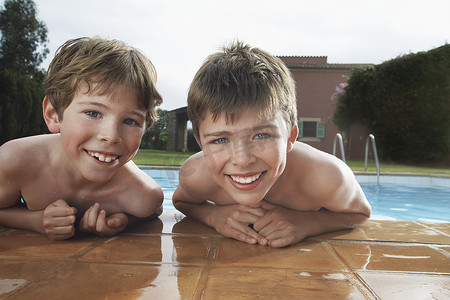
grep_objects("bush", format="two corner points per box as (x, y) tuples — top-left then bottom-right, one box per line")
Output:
(334, 44), (450, 164)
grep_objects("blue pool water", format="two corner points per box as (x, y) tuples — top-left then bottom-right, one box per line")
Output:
(142, 168), (450, 223)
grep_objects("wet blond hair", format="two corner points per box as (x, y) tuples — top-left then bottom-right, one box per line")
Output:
(188, 41), (297, 138)
(44, 37), (162, 129)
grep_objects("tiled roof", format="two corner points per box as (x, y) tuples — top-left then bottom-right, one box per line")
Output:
(285, 62), (374, 70)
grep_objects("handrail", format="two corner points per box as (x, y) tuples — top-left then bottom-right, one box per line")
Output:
(365, 134), (380, 185)
(332, 133), (346, 163)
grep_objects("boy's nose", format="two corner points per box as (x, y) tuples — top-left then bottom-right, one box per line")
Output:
(97, 122), (122, 145)
(230, 140), (256, 167)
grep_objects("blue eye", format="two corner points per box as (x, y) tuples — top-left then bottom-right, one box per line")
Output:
(254, 133), (271, 140)
(213, 138), (229, 144)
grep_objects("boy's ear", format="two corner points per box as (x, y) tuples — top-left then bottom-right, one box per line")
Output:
(286, 124), (298, 152)
(42, 96), (61, 133)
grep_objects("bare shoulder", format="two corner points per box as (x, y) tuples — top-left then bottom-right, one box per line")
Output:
(290, 142), (351, 176)
(0, 135), (54, 176)
(287, 142), (370, 215)
(287, 142), (359, 199)
(177, 151), (218, 200)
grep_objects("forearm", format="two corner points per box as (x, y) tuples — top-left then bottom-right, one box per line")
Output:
(305, 209), (368, 237)
(173, 200), (217, 227)
(0, 204), (44, 233)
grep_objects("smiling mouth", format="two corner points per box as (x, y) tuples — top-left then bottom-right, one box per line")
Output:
(87, 151), (118, 163)
(229, 172), (263, 184)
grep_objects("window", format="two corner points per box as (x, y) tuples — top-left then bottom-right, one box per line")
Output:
(298, 118), (325, 139)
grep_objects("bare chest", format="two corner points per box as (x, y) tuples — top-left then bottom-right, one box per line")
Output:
(20, 175), (128, 215)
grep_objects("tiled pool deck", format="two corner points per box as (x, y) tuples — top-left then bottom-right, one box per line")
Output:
(1, 213), (449, 299)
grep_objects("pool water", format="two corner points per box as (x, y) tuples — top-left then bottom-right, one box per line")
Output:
(142, 168), (450, 223)
(360, 183), (449, 222)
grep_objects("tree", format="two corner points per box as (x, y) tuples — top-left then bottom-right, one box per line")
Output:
(0, 0), (48, 144)
(334, 44), (450, 164)
(140, 109), (169, 149)
(0, 0), (49, 74)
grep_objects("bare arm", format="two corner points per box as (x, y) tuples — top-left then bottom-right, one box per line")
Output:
(255, 202), (368, 247)
(0, 204), (45, 233)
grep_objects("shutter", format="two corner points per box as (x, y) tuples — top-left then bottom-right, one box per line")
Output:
(297, 121), (303, 138)
(316, 121), (325, 138)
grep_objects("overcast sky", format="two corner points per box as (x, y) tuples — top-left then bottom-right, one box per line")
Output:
(14, 0), (450, 110)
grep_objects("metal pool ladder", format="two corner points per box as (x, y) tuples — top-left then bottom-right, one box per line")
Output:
(332, 133), (346, 163)
(365, 134), (380, 185)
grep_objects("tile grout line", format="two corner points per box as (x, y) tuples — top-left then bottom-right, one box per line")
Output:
(313, 237), (447, 247)
(414, 221), (450, 238)
(321, 241), (381, 300)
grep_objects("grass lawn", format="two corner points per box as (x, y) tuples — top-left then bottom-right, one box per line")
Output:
(347, 160), (450, 175)
(134, 149), (450, 175)
(133, 149), (194, 166)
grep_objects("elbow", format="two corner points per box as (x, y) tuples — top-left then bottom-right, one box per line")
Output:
(137, 186), (164, 218)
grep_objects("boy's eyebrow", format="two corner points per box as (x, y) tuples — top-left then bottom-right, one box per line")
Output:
(78, 101), (146, 119)
(203, 124), (278, 138)
(203, 130), (231, 138)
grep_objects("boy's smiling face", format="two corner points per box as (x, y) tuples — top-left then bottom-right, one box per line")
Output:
(198, 108), (297, 207)
(46, 84), (146, 183)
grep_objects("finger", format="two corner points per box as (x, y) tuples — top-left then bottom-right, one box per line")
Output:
(252, 215), (273, 233)
(52, 215), (77, 227)
(46, 205), (73, 218)
(66, 207), (77, 216)
(95, 210), (108, 233)
(52, 199), (69, 207)
(106, 216), (120, 228)
(234, 222), (268, 245)
(259, 201), (277, 210)
(268, 234), (294, 248)
(247, 207), (267, 218)
(86, 203), (100, 228)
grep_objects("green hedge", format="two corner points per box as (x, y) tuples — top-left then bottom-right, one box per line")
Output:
(334, 44), (450, 163)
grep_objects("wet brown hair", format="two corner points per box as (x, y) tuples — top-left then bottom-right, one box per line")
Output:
(44, 37), (162, 129)
(188, 41), (297, 138)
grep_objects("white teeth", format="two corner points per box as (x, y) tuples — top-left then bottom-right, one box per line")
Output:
(230, 173), (262, 184)
(88, 151), (117, 163)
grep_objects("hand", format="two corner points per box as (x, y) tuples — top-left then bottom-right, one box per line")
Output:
(253, 201), (309, 248)
(210, 204), (269, 245)
(42, 199), (77, 241)
(79, 203), (128, 236)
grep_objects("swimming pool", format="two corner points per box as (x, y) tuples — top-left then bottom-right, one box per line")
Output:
(142, 168), (450, 223)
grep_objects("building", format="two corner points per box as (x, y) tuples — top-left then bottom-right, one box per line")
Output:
(280, 56), (373, 159)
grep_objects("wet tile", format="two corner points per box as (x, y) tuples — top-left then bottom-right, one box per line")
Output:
(331, 242), (450, 273)
(201, 268), (367, 299)
(214, 239), (343, 271)
(122, 216), (165, 234)
(0, 230), (100, 259)
(315, 220), (450, 244)
(12, 261), (201, 300)
(123, 213), (220, 236)
(0, 260), (64, 298)
(359, 272), (450, 299)
(80, 235), (213, 265)
(417, 221), (450, 236)
(171, 215), (222, 236)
